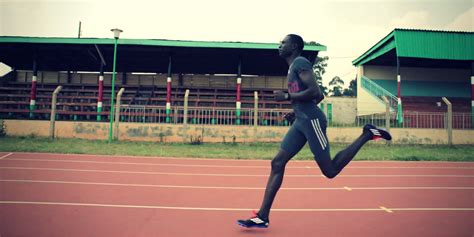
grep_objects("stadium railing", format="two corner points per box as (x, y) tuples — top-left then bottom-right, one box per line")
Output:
(361, 76), (398, 113)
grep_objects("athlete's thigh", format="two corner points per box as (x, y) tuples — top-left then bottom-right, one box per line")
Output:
(302, 118), (330, 159)
(280, 122), (307, 158)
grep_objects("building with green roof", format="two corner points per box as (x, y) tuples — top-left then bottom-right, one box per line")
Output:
(0, 36), (328, 124)
(0, 36), (326, 75)
(352, 28), (473, 127)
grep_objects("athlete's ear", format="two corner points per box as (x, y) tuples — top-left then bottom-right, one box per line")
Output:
(291, 42), (298, 51)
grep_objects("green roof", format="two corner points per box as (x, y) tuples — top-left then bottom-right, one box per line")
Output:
(352, 29), (474, 66)
(0, 36), (327, 51)
(0, 36), (325, 75)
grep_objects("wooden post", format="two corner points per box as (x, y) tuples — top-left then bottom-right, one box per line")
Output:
(383, 96), (390, 132)
(49, 86), (62, 138)
(442, 97), (452, 145)
(254, 91), (258, 128)
(114, 88), (125, 140)
(184, 89), (190, 125)
(383, 96), (391, 147)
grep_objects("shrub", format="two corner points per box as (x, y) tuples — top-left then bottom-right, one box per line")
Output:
(0, 120), (6, 137)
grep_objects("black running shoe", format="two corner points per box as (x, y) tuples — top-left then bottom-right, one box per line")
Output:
(363, 124), (392, 141)
(237, 211), (269, 228)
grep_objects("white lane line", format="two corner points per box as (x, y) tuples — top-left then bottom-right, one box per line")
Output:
(351, 187), (474, 190)
(9, 152), (474, 166)
(347, 167), (474, 170)
(338, 174), (474, 178)
(0, 179), (337, 190)
(380, 206), (393, 213)
(0, 179), (267, 190)
(1, 179), (473, 191)
(1, 167), (474, 178)
(5, 158), (268, 169)
(0, 167), (267, 177)
(5, 158), (474, 170)
(1, 201), (473, 212)
(389, 208), (474, 211)
(5, 152), (272, 162)
(0, 153), (13, 160)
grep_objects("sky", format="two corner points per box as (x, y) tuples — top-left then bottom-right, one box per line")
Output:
(0, 0), (472, 88)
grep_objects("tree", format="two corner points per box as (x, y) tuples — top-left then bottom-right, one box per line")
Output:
(329, 76), (344, 96)
(308, 41), (323, 46)
(343, 78), (357, 97)
(312, 56), (329, 96)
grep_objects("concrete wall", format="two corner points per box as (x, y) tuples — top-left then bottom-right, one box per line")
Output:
(322, 97), (357, 124)
(3, 120), (473, 145)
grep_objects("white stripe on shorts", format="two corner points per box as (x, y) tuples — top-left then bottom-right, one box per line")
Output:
(315, 119), (328, 148)
(311, 119), (326, 150)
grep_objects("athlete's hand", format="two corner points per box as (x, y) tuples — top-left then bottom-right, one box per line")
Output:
(283, 112), (296, 123)
(273, 90), (290, 101)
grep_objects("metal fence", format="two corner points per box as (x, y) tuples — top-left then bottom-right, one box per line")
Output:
(357, 112), (472, 130)
(119, 105), (473, 130)
(119, 105), (293, 127)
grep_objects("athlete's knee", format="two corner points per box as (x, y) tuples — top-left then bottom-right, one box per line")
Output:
(315, 157), (339, 179)
(321, 170), (338, 179)
(271, 158), (286, 173)
(270, 149), (292, 174)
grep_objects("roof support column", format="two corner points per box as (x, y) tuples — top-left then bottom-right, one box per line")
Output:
(166, 56), (172, 123)
(97, 64), (104, 121)
(122, 72), (127, 85)
(471, 62), (474, 129)
(29, 59), (38, 119)
(67, 71), (72, 84)
(236, 58), (242, 125)
(396, 57), (403, 124)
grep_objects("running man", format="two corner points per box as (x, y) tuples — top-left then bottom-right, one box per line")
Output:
(237, 34), (392, 228)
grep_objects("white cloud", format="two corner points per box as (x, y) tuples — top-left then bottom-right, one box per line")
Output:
(0, 0), (471, 89)
(444, 7), (473, 31)
(319, 24), (389, 87)
(389, 11), (433, 30)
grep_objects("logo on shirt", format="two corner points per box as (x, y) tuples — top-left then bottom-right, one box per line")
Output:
(288, 81), (300, 93)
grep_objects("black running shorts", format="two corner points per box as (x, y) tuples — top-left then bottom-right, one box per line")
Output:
(280, 116), (329, 158)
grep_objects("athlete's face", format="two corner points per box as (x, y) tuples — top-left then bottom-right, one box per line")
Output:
(278, 35), (294, 58)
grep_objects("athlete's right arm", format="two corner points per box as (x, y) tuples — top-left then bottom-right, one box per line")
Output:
(314, 85), (325, 104)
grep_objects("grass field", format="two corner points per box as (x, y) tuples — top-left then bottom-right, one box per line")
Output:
(1, 136), (473, 161)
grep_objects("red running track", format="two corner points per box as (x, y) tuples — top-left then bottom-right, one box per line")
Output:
(0, 152), (473, 237)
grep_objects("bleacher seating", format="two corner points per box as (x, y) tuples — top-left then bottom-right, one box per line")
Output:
(402, 96), (470, 113)
(401, 96), (471, 129)
(0, 80), (292, 121)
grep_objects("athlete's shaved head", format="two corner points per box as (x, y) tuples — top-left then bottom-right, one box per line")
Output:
(287, 34), (304, 53)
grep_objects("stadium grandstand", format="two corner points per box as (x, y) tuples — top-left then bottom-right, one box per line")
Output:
(352, 28), (474, 129)
(1, 29), (472, 142)
(0, 36), (326, 126)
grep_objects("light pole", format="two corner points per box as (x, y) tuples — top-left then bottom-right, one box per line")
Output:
(109, 28), (122, 142)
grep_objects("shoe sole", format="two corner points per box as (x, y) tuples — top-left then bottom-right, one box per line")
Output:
(378, 129), (392, 140)
(237, 222), (268, 228)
